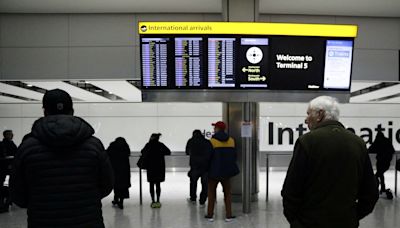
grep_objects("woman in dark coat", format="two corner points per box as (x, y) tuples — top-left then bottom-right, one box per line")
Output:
(107, 137), (131, 209)
(141, 133), (171, 208)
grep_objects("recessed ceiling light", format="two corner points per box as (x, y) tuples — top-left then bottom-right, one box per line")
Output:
(27, 84), (33, 87)
(94, 89), (103, 92)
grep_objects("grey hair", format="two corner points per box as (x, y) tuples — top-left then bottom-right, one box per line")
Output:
(309, 96), (340, 121)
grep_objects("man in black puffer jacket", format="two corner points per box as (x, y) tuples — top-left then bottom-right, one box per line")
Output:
(185, 129), (213, 206)
(10, 89), (114, 228)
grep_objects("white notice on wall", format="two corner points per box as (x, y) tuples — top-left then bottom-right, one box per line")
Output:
(241, 122), (253, 138)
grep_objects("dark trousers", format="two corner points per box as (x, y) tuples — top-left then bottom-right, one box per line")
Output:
(376, 162), (389, 192)
(149, 182), (161, 202)
(375, 171), (386, 192)
(189, 172), (208, 204)
(207, 178), (232, 218)
(0, 174), (7, 211)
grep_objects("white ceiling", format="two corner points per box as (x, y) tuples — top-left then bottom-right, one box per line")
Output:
(1, 0), (400, 17)
(350, 81), (379, 93)
(88, 80), (142, 102)
(23, 81), (111, 102)
(0, 82), (45, 101)
(0, 80), (399, 103)
(350, 83), (400, 103)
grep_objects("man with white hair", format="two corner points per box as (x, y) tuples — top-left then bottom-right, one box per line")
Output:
(281, 96), (378, 228)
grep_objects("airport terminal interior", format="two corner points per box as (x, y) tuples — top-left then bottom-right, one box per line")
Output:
(1, 0), (400, 227)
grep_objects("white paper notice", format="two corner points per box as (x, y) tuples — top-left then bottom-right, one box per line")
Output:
(241, 122), (253, 138)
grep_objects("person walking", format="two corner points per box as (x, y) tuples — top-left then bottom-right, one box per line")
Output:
(185, 129), (213, 206)
(281, 96), (378, 228)
(205, 121), (239, 222)
(107, 137), (132, 209)
(368, 131), (395, 199)
(1, 130), (17, 157)
(140, 133), (171, 208)
(10, 89), (114, 228)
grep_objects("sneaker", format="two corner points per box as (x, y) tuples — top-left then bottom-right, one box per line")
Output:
(199, 203), (205, 208)
(204, 215), (214, 222)
(155, 202), (162, 208)
(385, 189), (393, 200)
(225, 216), (236, 222)
(187, 198), (196, 204)
(150, 202), (157, 208)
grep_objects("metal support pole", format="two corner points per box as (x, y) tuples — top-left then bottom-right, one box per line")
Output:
(395, 154), (398, 197)
(266, 154), (269, 201)
(139, 168), (143, 205)
(242, 102), (252, 213)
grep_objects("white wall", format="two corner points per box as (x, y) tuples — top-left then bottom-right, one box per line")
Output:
(0, 102), (222, 152)
(0, 13), (398, 81)
(0, 13), (223, 80)
(1, 102), (399, 152)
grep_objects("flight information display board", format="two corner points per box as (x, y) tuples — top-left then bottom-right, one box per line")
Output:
(141, 38), (169, 87)
(208, 38), (236, 88)
(175, 37), (203, 87)
(139, 22), (357, 91)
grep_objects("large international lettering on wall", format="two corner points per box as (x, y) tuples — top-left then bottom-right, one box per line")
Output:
(260, 117), (400, 151)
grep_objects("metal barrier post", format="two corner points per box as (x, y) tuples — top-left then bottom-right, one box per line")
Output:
(266, 154), (269, 201)
(139, 168), (143, 205)
(395, 154), (398, 197)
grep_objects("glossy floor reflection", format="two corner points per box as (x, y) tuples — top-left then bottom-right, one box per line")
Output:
(0, 170), (399, 228)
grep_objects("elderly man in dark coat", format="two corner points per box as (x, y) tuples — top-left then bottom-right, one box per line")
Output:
(10, 89), (114, 228)
(282, 96), (378, 228)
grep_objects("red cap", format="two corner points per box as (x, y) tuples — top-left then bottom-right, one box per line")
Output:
(212, 121), (226, 130)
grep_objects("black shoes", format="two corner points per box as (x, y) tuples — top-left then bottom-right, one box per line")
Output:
(385, 189), (393, 200)
(112, 199), (124, 209)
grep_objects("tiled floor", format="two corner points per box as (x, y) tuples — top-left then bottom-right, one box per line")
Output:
(1, 171), (399, 228)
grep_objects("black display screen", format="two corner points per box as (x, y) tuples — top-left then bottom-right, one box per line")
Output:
(238, 38), (269, 88)
(268, 36), (325, 90)
(175, 37), (203, 88)
(140, 35), (354, 91)
(207, 37), (236, 88)
(141, 37), (170, 87)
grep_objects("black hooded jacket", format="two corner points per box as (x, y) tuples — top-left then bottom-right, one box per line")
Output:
(368, 132), (395, 172)
(10, 115), (114, 228)
(185, 133), (213, 176)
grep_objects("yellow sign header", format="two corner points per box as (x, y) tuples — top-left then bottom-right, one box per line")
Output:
(138, 22), (357, 37)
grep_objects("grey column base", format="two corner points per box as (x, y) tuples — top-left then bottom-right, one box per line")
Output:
(232, 193), (258, 203)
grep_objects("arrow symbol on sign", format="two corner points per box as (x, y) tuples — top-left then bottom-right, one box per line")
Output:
(242, 67), (248, 72)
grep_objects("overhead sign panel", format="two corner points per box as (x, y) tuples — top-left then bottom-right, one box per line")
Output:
(139, 22), (357, 102)
(138, 22), (358, 37)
